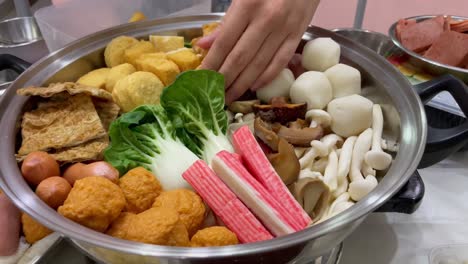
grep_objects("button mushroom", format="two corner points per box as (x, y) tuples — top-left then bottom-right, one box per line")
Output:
(293, 177), (331, 221)
(253, 101), (307, 124)
(306, 109), (332, 128)
(365, 104), (393, 170)
(267, 138), (300, 185)
(348, 128), (378, 201)
(327, 94), (373, 137)
(290, 71), (333, 110)
(228, 100), (261, 114)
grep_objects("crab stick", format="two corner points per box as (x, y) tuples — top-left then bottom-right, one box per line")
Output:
(232, 126), (312, 227)
(212, 151), (303, 235)
(183, 160), (273, 243)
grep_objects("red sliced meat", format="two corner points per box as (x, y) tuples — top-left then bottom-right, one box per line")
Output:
(423, 30), (468, 67)
(450, 19), (468, 33)
(399, 16), (445, 52)
(0, 193), (21, 256)
(396, 18), (417, 41)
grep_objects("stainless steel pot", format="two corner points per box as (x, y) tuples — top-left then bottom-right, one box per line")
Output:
(0, 14), (468, 264)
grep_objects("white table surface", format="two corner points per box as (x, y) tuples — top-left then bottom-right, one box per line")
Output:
(340, 151), (468, 264)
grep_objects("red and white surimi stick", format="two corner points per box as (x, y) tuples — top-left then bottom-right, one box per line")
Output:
(212, 151), (303, 235)
(232, 126), (312, 227)
(182, 160), (273, 243)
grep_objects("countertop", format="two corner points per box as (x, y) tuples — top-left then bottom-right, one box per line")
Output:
(341, 151), (468, 264)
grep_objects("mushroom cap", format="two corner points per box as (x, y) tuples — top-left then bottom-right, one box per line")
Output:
(306, 109), (332, 128)
(298, 168), (323, 180)
(310, 140), (328, 157)
(267, 138), (300, 185)
(294, 177), (331, 221)
(348, 175), (378, 201)
(228, 100), (260, 114)
(365, 150), (392, 170)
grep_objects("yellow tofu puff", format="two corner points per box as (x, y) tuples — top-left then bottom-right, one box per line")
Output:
(202, 22), (220, 36)
(76, 68), (110, 89)
(135, 57), (180, 86)
(104, 36), (139, 67)
(167, 48), (201, 72)
(105, 63), (136, 92)
(123, 40), (155, 66)
(150, 35), (184, 52)
(112, 71), (165, 112)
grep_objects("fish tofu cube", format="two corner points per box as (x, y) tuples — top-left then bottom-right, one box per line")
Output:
(135, 57), (180, 86)
(150, 36), (184, 52)
(167, 49), (201, 72)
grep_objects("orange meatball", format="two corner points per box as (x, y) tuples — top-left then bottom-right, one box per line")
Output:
(119, 167), (162, 213)
(152, 189), (206, 236)
(21, 213), (53, 244)
(191, 226), (238, 247)
(58, 176), (125, 232)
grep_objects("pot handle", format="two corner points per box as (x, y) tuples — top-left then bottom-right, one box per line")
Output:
(375, 170), (424, 214)
(0, 54), (31, 73)
(414, 74), (468, 169)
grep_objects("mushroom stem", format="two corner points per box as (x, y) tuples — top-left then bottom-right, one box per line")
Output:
(361, 161), (376, 177)
(311, 156), (328, 174)
(299, 140), (327, 169)
(337, 136), (357, 182)
(365, 104), (392, 170)
(234, 113), (244, 123)
(305, 109), (332, 128)
(321, 134), (344, 154)
(333, 176), (348, 198)
(349, 175), (378, 201)
(349, 128), (373, 182)
(298, 168), (323, 180)
(323, 150), (338, 191)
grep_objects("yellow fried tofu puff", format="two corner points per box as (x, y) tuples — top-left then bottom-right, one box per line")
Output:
(152, 189), (206, 236)
(106, 212), (136, 239)
(150, 35), (184, 53)
(76, 68), (110, 89)
(104, 36), (139, 67)
(58, 176), (126, 232)
(191, 226), (238, 247)
(167, 48), (201, 72)
(135, 56), (180, 86)
(119, 167), (162, 214)
(202, 22), (220, 36)
(105, 63), (136, 93)
(126, 207), (190, 246)
(21, 213), (53, 244)
(123, 40), (155, 66)
(128, 11), (146, 23)
(112, 71), (164, 112)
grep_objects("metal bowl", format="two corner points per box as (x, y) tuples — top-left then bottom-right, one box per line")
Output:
(388, 15), (468, 83)
(332, 28), (398, 56)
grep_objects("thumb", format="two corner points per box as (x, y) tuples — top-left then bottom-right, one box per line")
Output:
(196, 30), (220, 49)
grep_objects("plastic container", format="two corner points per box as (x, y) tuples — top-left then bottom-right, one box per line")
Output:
(430, 244), (468, 264)
(34, 0), (209, 52)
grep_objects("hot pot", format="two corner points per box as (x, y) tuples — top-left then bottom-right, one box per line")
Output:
(1, 14), (468, 264)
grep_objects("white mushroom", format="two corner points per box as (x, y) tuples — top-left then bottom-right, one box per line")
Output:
(298, 168), (323, 180)
(348, 128), (378, 201)
(234, 112), (244, 123)
(327, 94), (374, 137)
(302, 37), (340, 71)
(293, 177), (331, 221)
(323, 150), (338, 192)
(294, 147), (308, 159)
(324, 63), (361, 98)
(290, 71), (333, 110)
(361, 161), (376, 177)
(334, 136), (357, 198)
(317, 192), (351, 222)
(365, 104), (393, 170)
(299, 140), (327, 169)
(256, 68), (295, 103)
(305, 109), (332, 128)
(328, 201), (355, 218)
(311, 156), (328, 174)
(320, 134), (344, 154)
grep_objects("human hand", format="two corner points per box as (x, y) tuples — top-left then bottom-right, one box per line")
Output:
(197, 0), (320, 104)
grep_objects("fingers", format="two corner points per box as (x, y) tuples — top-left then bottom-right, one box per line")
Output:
(251, 34), (303, 91)
(196, 29), (219, 49)
(225, 31), (289, 104)
(219, 19), (272, 88)
(200, 5), (249, 71)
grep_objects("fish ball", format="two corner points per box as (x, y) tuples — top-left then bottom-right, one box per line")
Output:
(290, 71), (332, 110)
(325, 63), (361, 98)
(302, 38), (340, 71)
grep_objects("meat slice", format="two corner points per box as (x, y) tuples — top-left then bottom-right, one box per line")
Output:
(396, 18), (416, 41)
(423, 30), (468, 67)
(450, 18), (468, 33)
(399, 16), (445, 52)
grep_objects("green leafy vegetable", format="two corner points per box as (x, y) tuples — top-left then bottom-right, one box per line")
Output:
(104, 105), (199, 190)
(161, 70), (233, 163)
(184, 42), (193, 48)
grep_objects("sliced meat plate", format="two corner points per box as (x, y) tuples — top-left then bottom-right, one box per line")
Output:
(183, 160), (273, 243)
(423, 30), (468, 67)
(398, 16), (445, 52)
(232, 126), (312, 228)
(212, 151), (303, 236)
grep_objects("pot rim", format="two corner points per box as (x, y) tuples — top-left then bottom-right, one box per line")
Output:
(0, 16), (44, 48)
(0, 13), (427, 259)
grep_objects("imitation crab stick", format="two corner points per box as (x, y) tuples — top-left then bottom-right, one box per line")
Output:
(232, 126), (312, 227)
(212, 151), (303, 235)
(182, 160), (273, 243)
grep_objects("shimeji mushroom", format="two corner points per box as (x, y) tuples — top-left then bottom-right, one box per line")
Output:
(320, 134), (344, 154)
(290, 71), (333, 110)
(298, 168), (323, 180)
(323, 150), (339, 192)
(299, 140), (328, 169)
(348, 128), (378, 201)
(293, 176), (331, 221)
(311, 156), (328, 174)
(361, 161), (376, 177)
(305, 109), (332, 128)
(327, 94), (373, 138)
(317, 192), (353, 222)
(334, 136), (357, 198)
(294, 147), (308, 159)
(365, 104), (393, 170)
